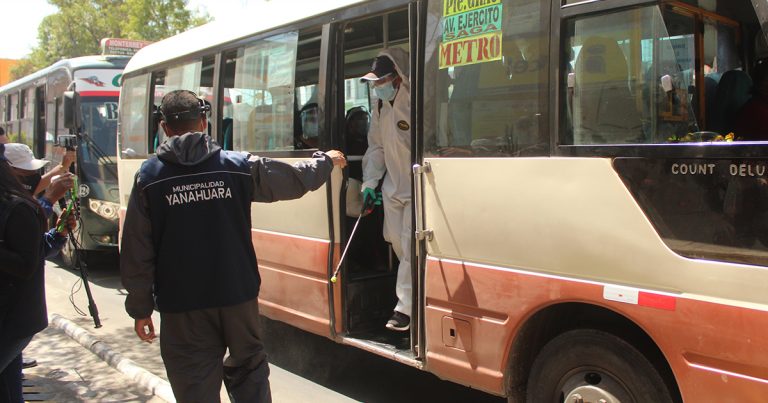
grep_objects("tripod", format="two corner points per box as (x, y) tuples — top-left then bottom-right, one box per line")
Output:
(60, 134), (102, 329)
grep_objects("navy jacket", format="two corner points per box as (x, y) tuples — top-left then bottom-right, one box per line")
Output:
(0, 198), (67, 340)
(120, 133), (334, 318)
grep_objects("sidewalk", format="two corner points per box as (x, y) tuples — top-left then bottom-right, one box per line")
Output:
(21, 317), (168, 402)
(21, 310), (360, 403)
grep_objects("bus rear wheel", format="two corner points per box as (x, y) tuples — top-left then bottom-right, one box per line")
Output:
(525, 329), (674, 403)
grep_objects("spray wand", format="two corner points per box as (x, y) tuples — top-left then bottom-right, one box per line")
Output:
(331, 211), (363, 283)
(330, 187), (381, 283)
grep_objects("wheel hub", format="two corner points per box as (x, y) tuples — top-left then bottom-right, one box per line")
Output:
(565, 385), (620, 403)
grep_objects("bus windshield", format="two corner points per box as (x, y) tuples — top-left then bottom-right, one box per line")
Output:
(81, 96), (119, 161)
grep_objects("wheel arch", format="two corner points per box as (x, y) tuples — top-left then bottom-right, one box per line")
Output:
(504, 302), (682, 403)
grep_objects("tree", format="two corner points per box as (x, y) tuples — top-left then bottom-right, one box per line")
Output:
(11, 0), (209, 80)
(123, 0), (209, 42)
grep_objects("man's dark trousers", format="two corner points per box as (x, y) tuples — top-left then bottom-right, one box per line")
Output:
(160, 297), (271, 403)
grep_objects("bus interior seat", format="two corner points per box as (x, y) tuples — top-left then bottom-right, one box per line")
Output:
(710, 70), (752, 134)
(704, 74), (720, 130)
(572, 36), (643, 144)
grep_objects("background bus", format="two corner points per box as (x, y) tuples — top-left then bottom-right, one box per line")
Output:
(0, 55), (129, 266)
(117, 0), (768, 401)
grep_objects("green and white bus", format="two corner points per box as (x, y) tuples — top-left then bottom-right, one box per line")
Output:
(0, 55), (129, 265)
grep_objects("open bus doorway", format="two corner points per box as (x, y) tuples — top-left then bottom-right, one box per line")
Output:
(336, 7), (414, 351)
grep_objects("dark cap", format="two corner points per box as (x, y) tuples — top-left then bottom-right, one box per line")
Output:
(159, 90), (209, 122)
(360, 56), (396, 82)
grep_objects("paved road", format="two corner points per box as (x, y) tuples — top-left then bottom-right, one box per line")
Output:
(41, 254), (506, 403)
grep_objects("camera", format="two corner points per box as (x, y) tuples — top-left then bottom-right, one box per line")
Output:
(57, 134), (78, 150)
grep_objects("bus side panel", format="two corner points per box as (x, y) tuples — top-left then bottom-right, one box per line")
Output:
(248, 160), (340, 240)
(424, 258), (768, 401)
(421, 158), (768, 307)
(421, 158), (768, 398)
(117, 158), (145, 247)
(255, 230), (333, 337)
(250, 165), (343, 338)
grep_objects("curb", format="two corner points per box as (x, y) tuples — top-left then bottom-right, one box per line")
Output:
(49, 313), (176, 403)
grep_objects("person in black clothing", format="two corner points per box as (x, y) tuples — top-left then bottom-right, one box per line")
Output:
(120, 90), (346, 402)
(0, 144), (74, 403)
(4, 143), (75, 373)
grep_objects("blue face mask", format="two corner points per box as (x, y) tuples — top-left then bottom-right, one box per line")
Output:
(374, 81), (397, 101)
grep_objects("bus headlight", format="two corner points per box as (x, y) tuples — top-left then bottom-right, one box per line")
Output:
(88, 199), (119, 220)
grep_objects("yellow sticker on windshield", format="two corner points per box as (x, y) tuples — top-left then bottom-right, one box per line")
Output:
(439, 31), (503, 69)
(443, 0), (501, 17)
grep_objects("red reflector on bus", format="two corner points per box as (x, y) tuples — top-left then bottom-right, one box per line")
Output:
(638, 292), (676, 311)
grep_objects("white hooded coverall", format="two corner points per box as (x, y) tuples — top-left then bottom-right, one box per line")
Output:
(361, 48), (412, 317)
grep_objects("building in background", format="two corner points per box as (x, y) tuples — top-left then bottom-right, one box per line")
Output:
(0, 59), (20, 86)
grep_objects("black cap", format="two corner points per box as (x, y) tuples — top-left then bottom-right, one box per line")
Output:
(360, 55), (396, 82)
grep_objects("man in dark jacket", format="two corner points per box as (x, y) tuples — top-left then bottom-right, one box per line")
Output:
(120, 90), (346, 402)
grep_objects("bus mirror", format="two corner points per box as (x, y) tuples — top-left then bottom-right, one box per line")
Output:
(63, 91), (82, 130)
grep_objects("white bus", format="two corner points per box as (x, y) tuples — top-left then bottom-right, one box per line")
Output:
(117, 0), (768, 401)
(0, 55), (129, 265)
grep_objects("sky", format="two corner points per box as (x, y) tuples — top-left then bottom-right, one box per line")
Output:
(0, 0), (257, 60)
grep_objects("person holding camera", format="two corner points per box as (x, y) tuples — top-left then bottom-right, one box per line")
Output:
(3, 143), (74, 219)
(0, 144), (75, 402)
(120, 90), (346, 402)
(33, 148), (75, 197)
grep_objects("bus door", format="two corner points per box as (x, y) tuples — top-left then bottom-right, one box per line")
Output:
(332, 5), (418, 351)
(415, 0), (551, 387)
(219, 26), (343, 338)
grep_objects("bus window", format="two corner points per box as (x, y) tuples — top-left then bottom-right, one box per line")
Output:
(81, 98), (119, 162)
(151, 56), (215, 152)
(8, 93), (18, 141)
(701, 16), (742, 133)
(426, 0), (548, 157)
(294, 28), (322, 150)
(24, 87), (35, 149)
(0, 95), (5, 125)
(118, 74), (149, 159)
(563, 6), (699, 145)
(18, 88), (34, 149)
(221, 32), (298, 153)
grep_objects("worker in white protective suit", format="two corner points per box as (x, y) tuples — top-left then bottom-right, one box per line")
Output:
(360, 48), (412, 332)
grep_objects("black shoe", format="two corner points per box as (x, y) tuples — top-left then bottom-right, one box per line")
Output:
(22, 358), (37, 369)
(386, 312), (410, 331)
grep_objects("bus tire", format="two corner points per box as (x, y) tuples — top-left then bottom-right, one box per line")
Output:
(525, 329), (673, 403)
